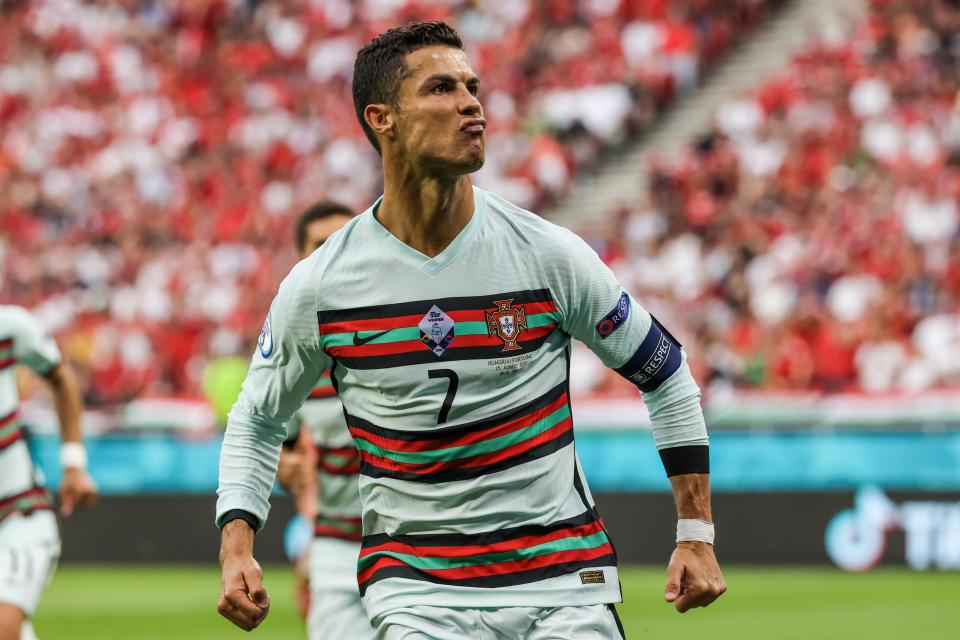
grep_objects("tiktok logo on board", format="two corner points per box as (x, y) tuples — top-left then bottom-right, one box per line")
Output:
(825, 486), (960, 571)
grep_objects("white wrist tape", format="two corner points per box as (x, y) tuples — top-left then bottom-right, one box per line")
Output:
(677, 518), (714, 544)
(60, 442), (88, 470)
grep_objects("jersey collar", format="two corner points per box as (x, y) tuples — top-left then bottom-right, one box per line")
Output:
(365, 186), (487, 275)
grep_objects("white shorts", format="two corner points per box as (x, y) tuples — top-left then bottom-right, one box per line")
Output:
(0, 511), (60, 617)
(307, 537), (375, 640)
(375, 603), (626, 640)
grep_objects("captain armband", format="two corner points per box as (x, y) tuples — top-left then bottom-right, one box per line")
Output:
(613, 315), (683, 392)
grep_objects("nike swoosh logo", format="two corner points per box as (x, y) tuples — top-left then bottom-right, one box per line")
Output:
(352, 329), (391, 346)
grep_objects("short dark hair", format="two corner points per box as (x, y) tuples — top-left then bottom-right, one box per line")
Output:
(352, 21), (463, 153)
(294, 200), (352, 253)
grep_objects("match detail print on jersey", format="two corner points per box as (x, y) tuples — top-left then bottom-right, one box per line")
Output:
(346, 383), (572, 483)
(317, 289), (559, 369)
(356, 509), (616, 595)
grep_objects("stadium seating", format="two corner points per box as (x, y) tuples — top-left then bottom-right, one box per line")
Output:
(575, 0), (960, 396)
(1, 0), (772, 405)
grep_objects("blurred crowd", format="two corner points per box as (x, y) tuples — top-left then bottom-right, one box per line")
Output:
(577, 0), (960, 396)
(1, 0), (771, 406)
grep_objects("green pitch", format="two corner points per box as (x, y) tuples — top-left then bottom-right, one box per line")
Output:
(33, 565), (957, 639)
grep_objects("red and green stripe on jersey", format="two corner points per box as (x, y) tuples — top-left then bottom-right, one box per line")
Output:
(357, 509), (616, 594)
(0, 410), (22, 450)
(0, 487), (54, 524)
(313, 446), (362, 541)
(316, 444), (361, 476)
(347, 383), (572, 483)
(314, 514), (362, 541)
(307, 370), (337, 400)
(317, 289), (560, 369)
(0, 338), (14, 370)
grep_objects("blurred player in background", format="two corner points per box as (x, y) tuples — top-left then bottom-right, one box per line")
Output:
(0, 306), (97, 640)
(217, 21), (724, 637)
(275, 201), (374, 639)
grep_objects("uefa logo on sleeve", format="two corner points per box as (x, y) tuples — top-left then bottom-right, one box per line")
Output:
(596, 292), (630, 339)
(258, 313), (274, 358)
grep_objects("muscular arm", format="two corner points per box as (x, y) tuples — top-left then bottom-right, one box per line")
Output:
(641, 365), (725, 613)
(670, 473), (711, 521)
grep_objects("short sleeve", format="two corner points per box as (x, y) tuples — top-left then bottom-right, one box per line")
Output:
(8, 307), (62, 376)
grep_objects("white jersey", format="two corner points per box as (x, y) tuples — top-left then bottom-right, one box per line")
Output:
(0, 306), (60, 524)
(218, 186), (709, 618)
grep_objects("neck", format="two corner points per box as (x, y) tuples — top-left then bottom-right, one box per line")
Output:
(377, 159), (475, 258)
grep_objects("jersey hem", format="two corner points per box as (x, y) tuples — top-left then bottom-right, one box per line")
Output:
(364, 580), (622, 621)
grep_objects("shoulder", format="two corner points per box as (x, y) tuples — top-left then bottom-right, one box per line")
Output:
(285, 212), (367, 295)
(0, 305), (36, 334)
(477, 187), (585, 257)
(0, 305), (59, 370)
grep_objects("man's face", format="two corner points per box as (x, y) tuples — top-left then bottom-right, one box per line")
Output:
(391, 45), (485, 175)
(300, 214), (351, 259)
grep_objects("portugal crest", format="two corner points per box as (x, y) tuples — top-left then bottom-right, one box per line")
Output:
(486, 299), (527, 352)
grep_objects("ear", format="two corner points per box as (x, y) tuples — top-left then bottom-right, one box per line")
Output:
(364, 103), (395, 145)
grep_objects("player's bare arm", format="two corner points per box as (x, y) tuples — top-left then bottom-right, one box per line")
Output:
(45, 361), (97, 517)
(664, 472), (726, 612)
(218, 518), (270, 631)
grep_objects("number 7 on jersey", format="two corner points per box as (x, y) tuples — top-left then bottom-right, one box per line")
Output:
(427, 369), (459, 425)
